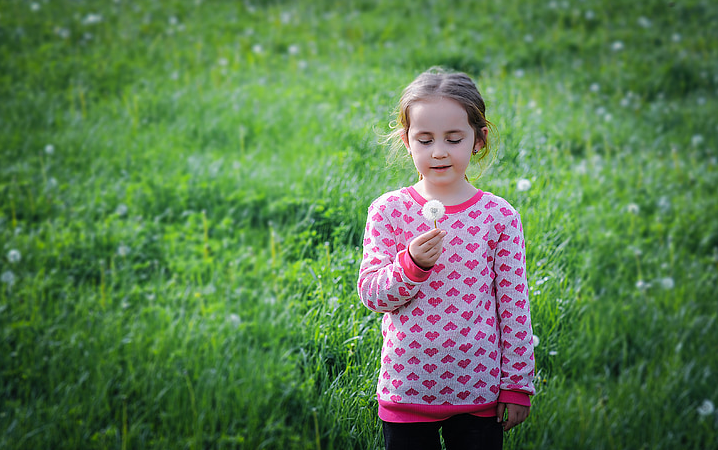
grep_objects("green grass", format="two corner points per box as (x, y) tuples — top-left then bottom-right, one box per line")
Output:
(1, 0), (717, 448)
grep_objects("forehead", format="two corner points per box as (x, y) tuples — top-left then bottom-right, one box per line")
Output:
(408, 97), (471, 133)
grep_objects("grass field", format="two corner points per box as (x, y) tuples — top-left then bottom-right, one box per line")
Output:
(1, 0), (717, 448)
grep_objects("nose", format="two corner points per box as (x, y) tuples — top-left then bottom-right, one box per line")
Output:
(431, 143), (449, 159)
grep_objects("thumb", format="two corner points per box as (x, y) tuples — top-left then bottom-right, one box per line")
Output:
(496, 403), (505, 423)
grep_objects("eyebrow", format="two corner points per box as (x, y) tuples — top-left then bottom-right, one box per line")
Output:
(413, 129), (466, 135)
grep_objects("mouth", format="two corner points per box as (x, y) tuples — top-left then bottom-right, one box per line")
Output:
(431, 165), (451, 170)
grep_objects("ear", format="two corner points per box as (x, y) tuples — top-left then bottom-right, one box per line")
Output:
(401, 130), (410, 152)
(474, 127), (489, 151)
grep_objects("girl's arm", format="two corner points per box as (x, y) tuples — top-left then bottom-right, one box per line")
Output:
(357, 200), (432, 313)
(494, 209), (536, 402)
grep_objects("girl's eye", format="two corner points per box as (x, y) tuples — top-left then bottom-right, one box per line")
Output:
(418, 139), (433, 145)
(447, 139), (463, 144)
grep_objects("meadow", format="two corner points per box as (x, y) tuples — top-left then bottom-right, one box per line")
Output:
(1, 0), (717, 448)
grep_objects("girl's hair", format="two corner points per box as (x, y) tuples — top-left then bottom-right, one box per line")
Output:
(386, 67), (496, 175)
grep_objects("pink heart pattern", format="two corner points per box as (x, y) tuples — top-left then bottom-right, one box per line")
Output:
(358, 187), (535, 410)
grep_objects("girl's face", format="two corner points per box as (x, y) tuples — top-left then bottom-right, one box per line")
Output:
(402, 97), (486, 195)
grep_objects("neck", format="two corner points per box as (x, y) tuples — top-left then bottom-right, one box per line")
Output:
(413, 179), (478, 206)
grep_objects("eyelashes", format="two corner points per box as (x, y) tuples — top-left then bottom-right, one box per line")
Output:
(417, 139), (463, 145)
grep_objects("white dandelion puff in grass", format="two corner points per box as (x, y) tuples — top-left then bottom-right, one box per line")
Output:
(421, 200), (445, 229)
(117, 244), (130, 257)
(45, 144), (55, 155)
(532, 335), (540, 347)
(7, 250), (21, 263)
(590, 83), (600, 93)
(115, 203), (128, 216)
(228, 313), (241, 328)
(660, 277), (675, 290)
(611, 41), (624, 51)
(517, 178), (532, 192)
(627, 203), (640, 214)
(82, 13), (103, 25)
(691, 134), (704, 147)
(1, 271), (16, 286)
(697, 399), (715, 417)
(637, 16), (652, 28)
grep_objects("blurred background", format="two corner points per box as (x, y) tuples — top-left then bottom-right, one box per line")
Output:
(1, 0), (717, 448)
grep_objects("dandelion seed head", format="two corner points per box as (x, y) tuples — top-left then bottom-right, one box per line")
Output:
(83, 13), (103, 25)
(514, 69), (525, 78)
(117, 244), (130, 257)
(218, 57), (228, 66)
(288, 44), (300, 55)
(637, 16), (652, 28)
(228, 313), (241, 327)
(660, 277), (675, 290)
(532, 335), (540, 347)
(7, 250), (21, 263)
(252, 44), (263, 54)
(517, 178), (532, 192)
(611, 41), (624, 51)
(115, 204), (128, 216)
(590, 83), (600, 93)
(549, 350), (558, 356)
(672, 33), (681, 43)
(697, 400), (715, 417)
(55, 27), (71, 39)
(1, 270), (16, 286)
(203, 284), (217, 295)
(31, 2), (40, 11)
(421, 200), (445, 222)
(691, 134), (704, 146)
(45, 144), (55, 155)
(627, 203), (640, 214)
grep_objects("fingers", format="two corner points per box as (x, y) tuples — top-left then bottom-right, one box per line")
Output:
(498, 403), (530, 432)
(413, 228), (446, 246)
(408, 229), (446, 269)
(496, 403), (506, 425)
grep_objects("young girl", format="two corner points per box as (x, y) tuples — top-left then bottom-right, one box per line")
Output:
(357, 68), (535, 450)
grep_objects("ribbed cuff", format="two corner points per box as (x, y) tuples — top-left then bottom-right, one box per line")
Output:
(398, 250), (433, 283)
(498, 390), (531, 407)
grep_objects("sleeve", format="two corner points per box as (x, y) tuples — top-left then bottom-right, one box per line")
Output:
(357, 199), (431, 314)
(494, 210), (536, 400)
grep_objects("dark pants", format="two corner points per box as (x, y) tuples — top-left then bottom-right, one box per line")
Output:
(382, 414), (503, 450)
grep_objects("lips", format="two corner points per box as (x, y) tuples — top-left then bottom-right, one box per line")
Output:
(431, 165), (451, 170)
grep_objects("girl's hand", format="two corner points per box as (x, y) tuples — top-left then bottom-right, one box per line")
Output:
(408, 228), (447, 270)
(496, 403), (530, 432)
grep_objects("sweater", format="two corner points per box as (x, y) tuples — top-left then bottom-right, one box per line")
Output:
(357, 186), (535, 422)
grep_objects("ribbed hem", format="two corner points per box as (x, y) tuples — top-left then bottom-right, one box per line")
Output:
(378, 398), (497, 423)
